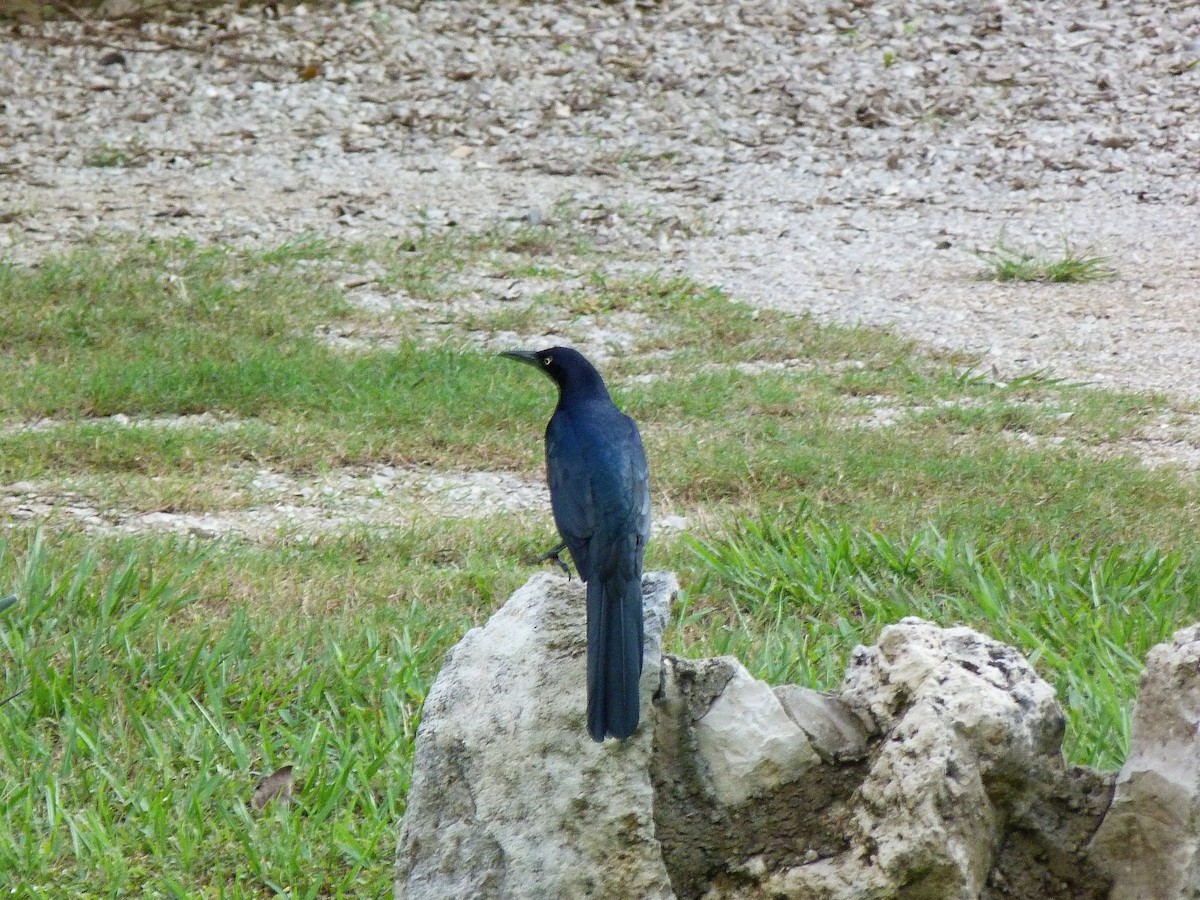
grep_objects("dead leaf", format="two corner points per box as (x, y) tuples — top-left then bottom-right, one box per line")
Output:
(252, 765), (295, 811)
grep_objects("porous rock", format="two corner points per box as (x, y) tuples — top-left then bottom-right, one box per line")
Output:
(397, 585), (1114, 899)
(1091, 622), (1200, 899)
(828, 619), (1069, 895)
(665, 619), (1110, 899)
(395, 571), (677, 900)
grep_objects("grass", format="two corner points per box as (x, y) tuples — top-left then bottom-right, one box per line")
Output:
(2, 231), (1198, 893)
(83, 145), (132, 168)
(0, 532), (452, 897)
(681, 516), (1183, 768)
(977, 238), (1116, 283)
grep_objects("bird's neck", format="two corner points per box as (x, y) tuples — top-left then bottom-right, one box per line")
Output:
(555, 371), (612, 409)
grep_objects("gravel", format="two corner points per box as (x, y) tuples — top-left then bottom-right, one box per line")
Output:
(4, 0), (1200, 396)
(3, 1), (1200, 534)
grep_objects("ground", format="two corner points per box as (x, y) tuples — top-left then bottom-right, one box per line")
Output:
(5, 0), (1200, 389)
(3, 4), (1200, 893)
(4, 0), (1200, 535)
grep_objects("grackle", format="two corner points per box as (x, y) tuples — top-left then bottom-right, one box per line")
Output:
(501, 347), (651, 742)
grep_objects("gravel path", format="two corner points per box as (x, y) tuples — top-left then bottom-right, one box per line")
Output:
(3, 0), (1200, 399)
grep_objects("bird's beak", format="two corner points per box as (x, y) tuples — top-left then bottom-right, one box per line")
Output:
(499, 350), (541, 368)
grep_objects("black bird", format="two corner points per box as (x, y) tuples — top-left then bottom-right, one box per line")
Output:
(501, 347), (651, 742)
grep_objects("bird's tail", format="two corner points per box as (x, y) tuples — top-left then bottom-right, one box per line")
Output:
(586, 573), (645, 742)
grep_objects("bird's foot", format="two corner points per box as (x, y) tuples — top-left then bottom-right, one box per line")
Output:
(531, 542), (572, 579)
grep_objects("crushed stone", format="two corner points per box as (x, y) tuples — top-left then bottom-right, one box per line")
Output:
(2, 1), (1198, 400)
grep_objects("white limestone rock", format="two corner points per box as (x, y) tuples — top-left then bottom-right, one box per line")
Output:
(395, 571), (677, 900)
(772, 618), (1069, 899)
(695, 661), (821, 807)
(1092, 622), (1200, 899)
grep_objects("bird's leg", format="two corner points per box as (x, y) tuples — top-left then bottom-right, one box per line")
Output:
(533, 541), (573, 579)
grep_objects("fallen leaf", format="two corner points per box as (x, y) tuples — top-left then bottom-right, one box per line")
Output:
(252, 765), (295, 811)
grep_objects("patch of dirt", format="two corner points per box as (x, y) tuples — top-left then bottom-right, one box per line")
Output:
(0, 411), (248, 436)
(1, 463), (551, 539)
(1094, 412), (1200, 470)
(1, 463), (696, 540)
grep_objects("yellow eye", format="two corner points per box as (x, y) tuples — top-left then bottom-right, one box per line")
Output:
(543, 355), (553, 366)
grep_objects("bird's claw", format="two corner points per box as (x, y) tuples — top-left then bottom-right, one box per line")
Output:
(532, 543), (573, 579)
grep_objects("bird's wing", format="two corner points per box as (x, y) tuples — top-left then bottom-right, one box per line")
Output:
(626, 415), (652, 554)
(546, 413), (595, 577)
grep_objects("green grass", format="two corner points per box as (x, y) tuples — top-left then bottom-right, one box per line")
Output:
(83, 145), (133, 168)
(680, 516), (1183, 768)
(976, 238), (1116, 283)
(0, 532), (454, 897)
(1, 232), (1197, 894)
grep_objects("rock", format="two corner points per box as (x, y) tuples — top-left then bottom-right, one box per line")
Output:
(397, 589), (1114, 900)
(772, 684), (871, 763)
(749, 619), (1099, 899)
(986, 764), (1114, 900)
(395, 572), (677, 900)
(1091, 622), (1200, 899)
(651, 655), (870, 899)
(695, 661), (821, 806)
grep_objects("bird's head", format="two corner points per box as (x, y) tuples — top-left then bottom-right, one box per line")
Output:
(500, 346), (609, 398)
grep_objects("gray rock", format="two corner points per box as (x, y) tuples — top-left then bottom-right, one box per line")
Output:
(397, 587), (1114, 900)
(763, 618), (1083, 899)
(695, 661), (821, 806)
(986, 764), (1113, 900)
(1091, 622), (1200, 899)
(772, 684), (871, 763)
(651, 655), (869, 899)
(395, 571), (677, 900)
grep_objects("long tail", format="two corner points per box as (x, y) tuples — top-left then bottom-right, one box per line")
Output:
(586, 574), (645, 742)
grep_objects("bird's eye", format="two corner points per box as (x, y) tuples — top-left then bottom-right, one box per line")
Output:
(543, 355), (553, 366)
